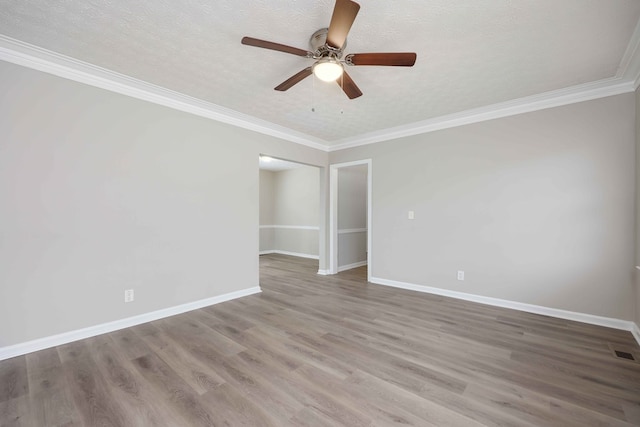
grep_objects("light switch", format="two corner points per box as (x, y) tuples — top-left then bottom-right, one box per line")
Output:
(408, 211), (415, 220)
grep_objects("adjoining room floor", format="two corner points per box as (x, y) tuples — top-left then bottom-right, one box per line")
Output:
(2, 253), (639, 426)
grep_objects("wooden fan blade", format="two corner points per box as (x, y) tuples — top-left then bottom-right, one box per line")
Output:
(241, 36), (313, 57)
(346, 52), (417, 66)
(337, 70), (362, 99)
(326, 0), (361, 50)
(275, 67), (313, 91)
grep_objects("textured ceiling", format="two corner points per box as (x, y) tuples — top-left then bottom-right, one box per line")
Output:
(1, 1), (640, 147)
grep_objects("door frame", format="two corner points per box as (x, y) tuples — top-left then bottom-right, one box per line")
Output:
(329, 159), (372, 282)
(258, 154), (326, 272)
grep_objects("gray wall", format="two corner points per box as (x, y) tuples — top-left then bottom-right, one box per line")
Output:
(636, 87), (640, 327)
(2, 57), (637, 350)
(259, 170), (276, 252)
(273, 167), (319, 226)
(259, 166), (319, 257)
(338, 165), (368, 269)
(331, 94), (636, 320)
(0, 61), (328, 347)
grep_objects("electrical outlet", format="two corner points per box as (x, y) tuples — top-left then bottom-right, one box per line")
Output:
(408, 211), (415, 220)
(124, 289), (134, 303)
(457, 271), (465, 281)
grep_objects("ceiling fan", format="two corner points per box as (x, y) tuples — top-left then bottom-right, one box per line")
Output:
(241, 0), (417, 99)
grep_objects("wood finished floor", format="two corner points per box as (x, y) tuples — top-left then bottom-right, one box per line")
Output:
(2, 254), (640, 426)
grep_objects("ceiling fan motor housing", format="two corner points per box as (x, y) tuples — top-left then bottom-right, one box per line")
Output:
(310, 28), (345, 58)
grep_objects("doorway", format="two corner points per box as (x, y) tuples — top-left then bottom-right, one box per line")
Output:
(329, 159), (372, 281)
(259, 155), (322, 271)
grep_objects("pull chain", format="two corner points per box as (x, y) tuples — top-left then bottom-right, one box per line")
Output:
(311, 73), (315, 112)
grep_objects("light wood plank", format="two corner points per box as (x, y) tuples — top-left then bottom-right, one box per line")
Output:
(1, 253), (639, 426)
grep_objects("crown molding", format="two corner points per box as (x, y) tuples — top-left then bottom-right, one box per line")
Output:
(327, 77), (635, 151)
(0, 34), (638, 154)
(0, 35), (327, 151)
(617, 15), (640, 88)
(329, 17), (640, 151)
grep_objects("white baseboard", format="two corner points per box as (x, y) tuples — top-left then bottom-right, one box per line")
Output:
(338, 261), (368, 272)
(632, 322), (640, 346)
(259, 250), (319, 260)
(317, 269), (330, 275)
(259, 225), (319, 230)
(370, 276), (640, 344)
(0, 286), (261, 361)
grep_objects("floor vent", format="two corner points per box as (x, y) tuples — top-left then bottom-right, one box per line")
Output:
(614, 350), (635, 361)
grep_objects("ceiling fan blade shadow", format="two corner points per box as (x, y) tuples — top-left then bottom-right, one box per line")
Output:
(326, 0), (361, 50)
(275, 67), (314, 91)
(346, 52), (417, 66)
(337, 70), (362, 99)
(242, 36), (313, 57)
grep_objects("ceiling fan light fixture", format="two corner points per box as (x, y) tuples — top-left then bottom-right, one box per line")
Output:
(242, 0), (415, 99)
(313, 58), (343, 82)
